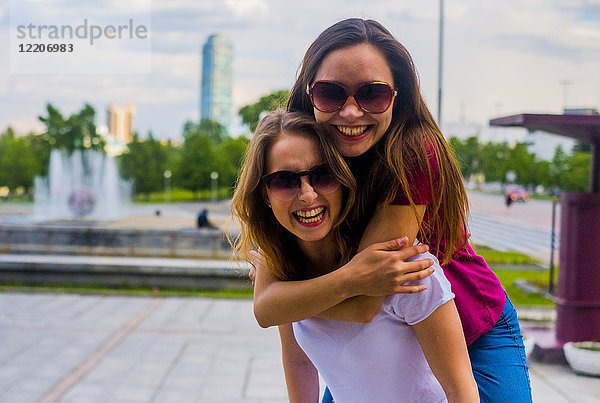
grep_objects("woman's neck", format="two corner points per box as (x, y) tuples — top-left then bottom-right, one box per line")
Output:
(296, 235), (337, 277)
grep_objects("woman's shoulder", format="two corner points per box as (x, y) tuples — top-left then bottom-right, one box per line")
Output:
(383, 251), (454, 325)
(389, 144), (439, 205)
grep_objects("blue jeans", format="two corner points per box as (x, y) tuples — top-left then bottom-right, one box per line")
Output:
(322, 294), (531, 403)
(468, 294), (532, 402)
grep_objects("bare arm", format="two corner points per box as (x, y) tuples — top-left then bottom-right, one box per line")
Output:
(253, 237), (434, 327)
(253, 204), (430, 326)
(411, 300), (479, 402)
(316, 204), (426, 321)
(278, 324), (319, 403)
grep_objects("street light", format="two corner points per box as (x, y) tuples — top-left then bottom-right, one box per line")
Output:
(210, 171), (219, 202)
(163, 170), (172, 204)
(437, 0), (444, 125)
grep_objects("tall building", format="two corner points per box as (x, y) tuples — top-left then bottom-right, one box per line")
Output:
(107, 103), (136, 143)
(200, 34), (233, 131)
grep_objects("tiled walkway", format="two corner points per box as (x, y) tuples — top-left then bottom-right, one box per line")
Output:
(1, 292), (599, 402)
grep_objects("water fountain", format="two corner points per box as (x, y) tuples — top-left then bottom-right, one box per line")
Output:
(32, 149), (130, 221)
(0, 149), (241, 289)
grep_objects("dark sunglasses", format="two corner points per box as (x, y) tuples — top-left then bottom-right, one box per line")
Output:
(262, 164), (340, 200)
(307, 81), (397, 113)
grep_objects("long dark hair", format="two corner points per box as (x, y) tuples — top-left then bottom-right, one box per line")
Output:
(288, 18), (469, 262)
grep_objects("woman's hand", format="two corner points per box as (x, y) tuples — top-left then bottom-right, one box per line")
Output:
(248, 250), (262, 287)
(341, 237), (435, 297)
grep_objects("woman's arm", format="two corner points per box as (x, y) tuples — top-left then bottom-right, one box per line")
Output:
(278, 324), (319, 403)
(411, 300), (479, 402)
(253, 204), (430, 326)
(253, 236), (434, 327)
(315, 204), (427, 321)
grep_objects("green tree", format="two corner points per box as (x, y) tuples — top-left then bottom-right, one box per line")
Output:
(118, 133), (168, 199)
(535, 160), (551, 190)
(0, 128), (41, 196)
(163, 139), (182, 181)
(213, 136), (249, 190)
(178, 130), (214, 198)
(562, 152), (591, 192)
(38, 103), (105, 154)
(27, 132), (52, 177)
(548, 145), (569, 189)
(449, 136), (481, 178)
(239, 90), (290, 132)
(177, 119), (249, 197)
(183, 119), (227, 144)
(507, 143), (537, 187)
(477, 142), (509, 183)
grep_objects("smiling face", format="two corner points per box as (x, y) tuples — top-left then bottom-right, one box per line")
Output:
(313, 43), (395, 157)
(265, 132), (343, 250)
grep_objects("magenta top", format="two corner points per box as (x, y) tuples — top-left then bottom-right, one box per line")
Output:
(391, 164), (505, 345)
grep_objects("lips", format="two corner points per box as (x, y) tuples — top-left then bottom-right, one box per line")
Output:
(293, 206), (326, 226)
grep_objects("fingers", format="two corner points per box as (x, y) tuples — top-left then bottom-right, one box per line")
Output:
(248, 265), (256, 287)
(396, 244), (430, 260)
(376, 236), (408, 251)
(400, 266), (435, 283)
(393, 284), (428, 294)
(248, 250), (260, 287)
(389, 263), (435, 294)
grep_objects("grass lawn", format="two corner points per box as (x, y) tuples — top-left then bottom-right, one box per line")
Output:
(473, 244), (541, 265)
(131, 188), (232, 203)
(0, 283), (253, 299)
(473, 244), (556, 307)
(491, 268), (555, 307)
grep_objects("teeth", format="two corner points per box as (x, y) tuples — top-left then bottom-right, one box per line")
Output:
(336, 125), (368, 136)
(295, 207), (324, 218)
(294, 207), (325, 223)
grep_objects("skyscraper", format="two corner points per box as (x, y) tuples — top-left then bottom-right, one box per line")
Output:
(107, 103), (136, 143)
(200, 34), (233, 131)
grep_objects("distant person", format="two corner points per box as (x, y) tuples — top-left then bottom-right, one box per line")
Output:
(232, 110), (478, 402)
(249, 18), (531, 402)
(197, 208), (216, 229)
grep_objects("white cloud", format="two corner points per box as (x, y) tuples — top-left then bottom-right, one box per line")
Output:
(1, 0), (599, 136)
(225, 0), (269, 18)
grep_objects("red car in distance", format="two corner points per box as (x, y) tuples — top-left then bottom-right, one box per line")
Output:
(506, 185), (529, 203)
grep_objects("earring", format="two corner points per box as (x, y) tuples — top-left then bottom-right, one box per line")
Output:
(267, 202), (272, 208)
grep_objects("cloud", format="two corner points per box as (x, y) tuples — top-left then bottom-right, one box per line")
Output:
(1, 0), (599, 136)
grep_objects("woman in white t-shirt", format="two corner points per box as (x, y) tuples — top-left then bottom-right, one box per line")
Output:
(231, 110), (478, 402)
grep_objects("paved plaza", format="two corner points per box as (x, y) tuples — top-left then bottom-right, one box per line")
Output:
(1, 292), (600, 402)
(1, 195), (599, 402)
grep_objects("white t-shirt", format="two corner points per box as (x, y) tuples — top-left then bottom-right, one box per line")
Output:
(292, 251), (454, 403)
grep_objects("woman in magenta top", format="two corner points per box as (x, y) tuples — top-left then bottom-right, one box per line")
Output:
(251, 18), (531, 402)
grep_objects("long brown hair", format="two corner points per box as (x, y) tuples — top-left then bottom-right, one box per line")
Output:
(288, 18), (469, 263)
(231, 110), (357, 280)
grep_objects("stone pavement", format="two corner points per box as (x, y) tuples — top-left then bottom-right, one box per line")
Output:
(1, 293), (600, 402)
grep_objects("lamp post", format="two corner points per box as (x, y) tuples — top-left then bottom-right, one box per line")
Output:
(163, 170), (172, 204)
(210, 171), (219, 202)
(560, 80), (572, 110)
(437, 0), (444, 125)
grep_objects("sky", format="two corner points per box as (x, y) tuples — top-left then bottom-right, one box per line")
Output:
(1, 0), (599, 141)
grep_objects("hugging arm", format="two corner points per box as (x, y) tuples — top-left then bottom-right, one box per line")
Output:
(253, 204), (432, 327)
(315, 203), (427, 321)
(411, 300), (480, 402)
(278, 324), (319, 403)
